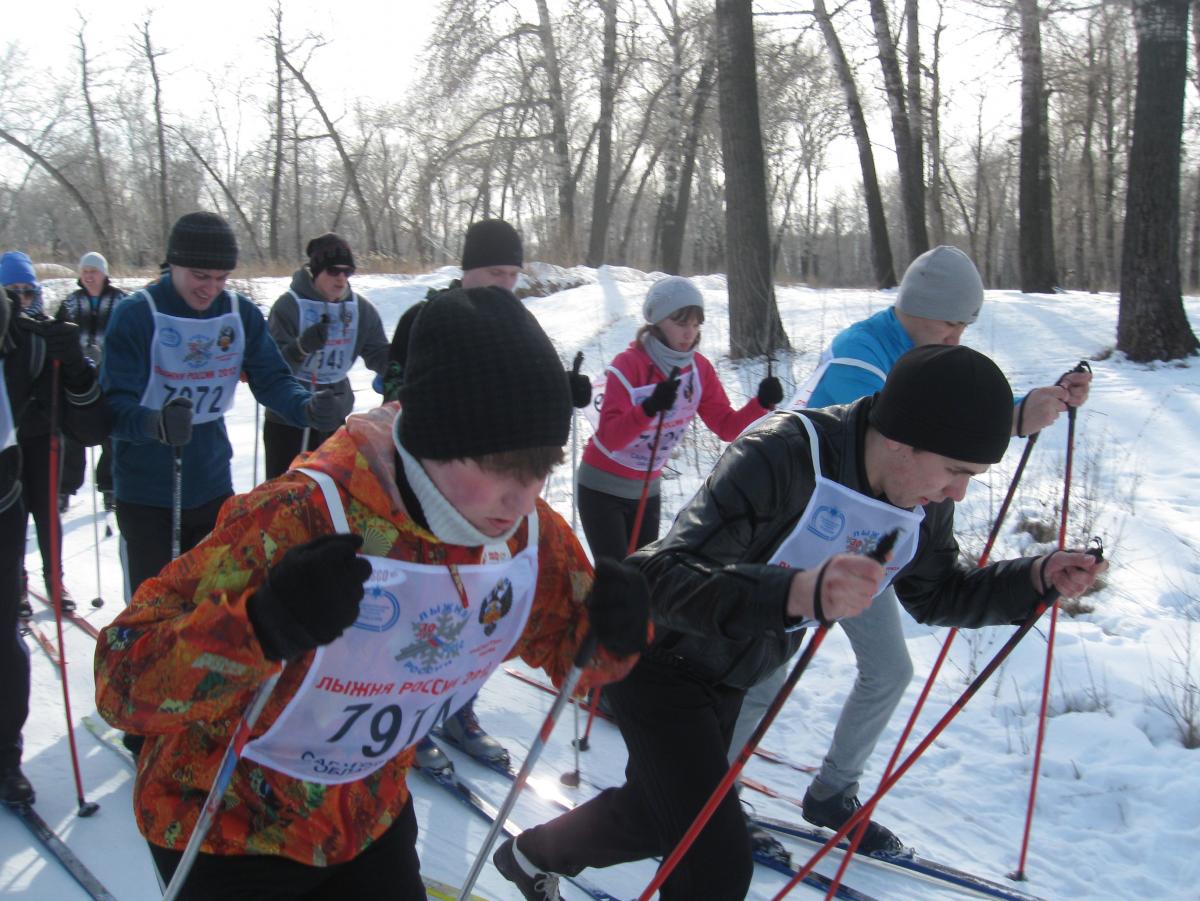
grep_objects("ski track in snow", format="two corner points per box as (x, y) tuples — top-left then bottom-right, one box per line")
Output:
(4, 269), (1199, 899)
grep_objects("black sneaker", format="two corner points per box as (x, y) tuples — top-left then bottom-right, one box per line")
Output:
(801, 786), (907, 857)
(0, 766), (35, 805)
(493, 836), (562, 901)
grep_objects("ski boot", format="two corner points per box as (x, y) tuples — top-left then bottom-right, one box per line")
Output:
(413, 736), (453, 773)
(493, 835), (562, 901)
(0, 765), (35, 805)
(17, 573), (32, 620)
(802, 785), (908, 857)
(436, 701), (511, 768)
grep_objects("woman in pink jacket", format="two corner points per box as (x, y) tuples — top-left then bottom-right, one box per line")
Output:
(577, 276), (783, 563)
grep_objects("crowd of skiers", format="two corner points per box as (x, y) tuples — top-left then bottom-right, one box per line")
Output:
(2, 215), (1106, 900)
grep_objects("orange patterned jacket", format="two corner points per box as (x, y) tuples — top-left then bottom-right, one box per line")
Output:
(94, 402), (637, 866)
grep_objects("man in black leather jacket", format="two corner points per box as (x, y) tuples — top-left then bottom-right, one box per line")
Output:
(500, 345), (1106, 901)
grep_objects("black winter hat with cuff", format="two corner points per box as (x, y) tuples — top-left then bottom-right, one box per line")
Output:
(461, 219), (523, 271)
(868, 344), (1013, 464)
(399, 286), (571, 460)
(167, 211), (239, 271)
(307, 232), (356, 276)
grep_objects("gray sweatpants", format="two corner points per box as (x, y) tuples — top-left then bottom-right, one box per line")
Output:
(729, 585), (913, 799)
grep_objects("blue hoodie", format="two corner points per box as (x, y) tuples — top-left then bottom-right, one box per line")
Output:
(101, 274), (311, 509)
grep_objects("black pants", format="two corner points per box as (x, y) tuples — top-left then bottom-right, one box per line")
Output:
(0, 501), (30, 768)
(263, 418), (335, 481)
(19, 433), (62, 585)
(577, 483), (661, 564)
(115, 494), (230, 602)
(60, 436), (112, 497)
(519, 657), (753, 900)
(150, 795), (426, 900)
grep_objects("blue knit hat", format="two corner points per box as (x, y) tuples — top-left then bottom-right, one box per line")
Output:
(0, 251), (38, 289)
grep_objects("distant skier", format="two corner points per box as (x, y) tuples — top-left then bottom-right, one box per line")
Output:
(263, 233), (389, 479)
(93, 285), (649, 898)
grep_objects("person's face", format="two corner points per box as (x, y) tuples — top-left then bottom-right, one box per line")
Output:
(171, 265), (231, 311)
(461, 265), (521, 293)
(313, 265), (352, 302)
(80, 266), (106, 296)
(880, 442), (988, 509)
(903, 314), (969, 347)
(657, 314), (701, 352)
(5, 283), (37, 310)
(422, 458), (545, 538)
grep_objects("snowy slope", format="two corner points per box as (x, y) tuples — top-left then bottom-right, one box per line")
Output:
(3, 268), (1198, 899)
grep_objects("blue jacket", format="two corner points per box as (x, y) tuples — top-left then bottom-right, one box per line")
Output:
(101, 275), (311, 509)
(807, 307), (912, 407)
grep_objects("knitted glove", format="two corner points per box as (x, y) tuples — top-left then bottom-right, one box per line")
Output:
(568, 352), (592, 409)
(757, 376), (784, 408)
(147, 396), (194, 447)
(297, 316), (329, 354)
(248, 533), (373, 661)
(586, 557), (651, 657)
(17, 318), (91, 385)
(640, 377), (680, 417)
(305, 387), (342, 432)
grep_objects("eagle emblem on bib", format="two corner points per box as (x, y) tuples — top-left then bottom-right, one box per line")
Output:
(478, 578), (514, 636)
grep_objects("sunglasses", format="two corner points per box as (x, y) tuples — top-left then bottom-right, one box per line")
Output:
(326, 266), (355, 276)
(9, 287), (38, 298)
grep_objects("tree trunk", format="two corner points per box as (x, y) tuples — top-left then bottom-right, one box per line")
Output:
(869, 0), (928, 261)
(926, 2), (947, 244)
(654, 9), (687, 273)
(812, 0), (896, 288)
(279, 48), (379, 253)
(1117, 0), (1198, 361)
(76, 21), (115, 253)
(715, 0), (789, 359)
(140, 21), (171, 250)
(586, 0), (618, 267)
(663, 54), (716, 275)
(268, 6), (286, 261)
(1017, 0), (1058, 292)
(534, 0), (577, 261)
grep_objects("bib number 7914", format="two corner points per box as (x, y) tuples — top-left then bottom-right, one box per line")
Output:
(327, 702), (406, 759)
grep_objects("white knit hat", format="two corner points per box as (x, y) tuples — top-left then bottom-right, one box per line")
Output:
(79, 252), (108, 274)
(896, 246), (983, 324)
(643, 276), (704, 324)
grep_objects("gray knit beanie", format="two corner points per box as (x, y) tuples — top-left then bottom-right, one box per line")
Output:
(895, 246), (984, 324)
(79, 252), (108, 274)
(643, 276), (704, 324)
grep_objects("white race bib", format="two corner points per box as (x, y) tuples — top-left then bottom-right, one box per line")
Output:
(137, 290), (244, 424)
(242, 469), (540, 784)
(590, 366), (702, 472)
(788, 349), (887, 410)
(295, 294), (358, 384)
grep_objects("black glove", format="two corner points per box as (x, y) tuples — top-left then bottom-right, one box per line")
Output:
(586, 557), (650, 657)
(248, 533), (373, 661)
(757, 376), (784, 408)
(640, 377), (680, 417)
(17, 318), (90, 382)
(297, 316), (330, 354)
(149, 396), (194, 447)
(305, 387), (342, 432)
(568, 351), (592, 409)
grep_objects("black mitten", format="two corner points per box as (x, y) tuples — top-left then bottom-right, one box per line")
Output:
(757, 376), (784, 408)
(17, 318), (90, 384)
(149, 396), (194, 447)
(640, 377), (680, 417)
(586, 557), (651, 657)
(568, 351), (592, 409)
(248, 533), (373, 661)
(298, 317), (330, 354)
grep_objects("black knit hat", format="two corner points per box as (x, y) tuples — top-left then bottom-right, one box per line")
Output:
(868, 345), (1013, 464)
(399, 286), (571, 460)
(166, 211), (239, 271)
(306, 232), (356, 276)
(461, 219), (523, 271)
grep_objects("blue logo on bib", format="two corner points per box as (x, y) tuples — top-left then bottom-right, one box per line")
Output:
(160, 327), (181, 348)
(806, 506), (845, 541)
(353, 586), (401, 633)
(184, 334), (214, 368)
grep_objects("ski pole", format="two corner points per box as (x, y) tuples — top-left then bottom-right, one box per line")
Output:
(252, 399), (260, 486)
(46, 361), (100, 818)
(774, 544), (1103, 901)
(161, 670), (282, 901)
(88, 446), (104, 609)
(579, 366), (679, 752)
(171, 446), (183, 561)
(570, 351), (583, 533)
(1011, 360), (1089, 881)
(458, 632), (599, 901)
(299, 317), (328, 456)
(560, 689), (582, 787)
(640, 530), (900, 901)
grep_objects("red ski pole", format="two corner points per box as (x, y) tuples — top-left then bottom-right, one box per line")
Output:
(46, 360), (99, 818)
(638, 530), (900, 901)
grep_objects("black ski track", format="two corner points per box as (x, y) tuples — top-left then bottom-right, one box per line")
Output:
(3, 801), (117, 900)
(753, 815), (1047, 901)
(432, 736), (878, 901)
(23, 617), (62, 666)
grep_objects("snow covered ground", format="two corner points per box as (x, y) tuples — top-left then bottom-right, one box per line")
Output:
(3, 266), (1198, 899)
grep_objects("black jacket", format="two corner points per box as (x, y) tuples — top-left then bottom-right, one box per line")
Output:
(630, 398), (1040, 690)
(55, 281), (126, 351)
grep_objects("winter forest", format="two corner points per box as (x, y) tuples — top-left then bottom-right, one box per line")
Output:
(1, 0), (1199, 363)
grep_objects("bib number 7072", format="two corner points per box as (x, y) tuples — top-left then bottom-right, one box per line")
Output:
(163, 383), (224, 415)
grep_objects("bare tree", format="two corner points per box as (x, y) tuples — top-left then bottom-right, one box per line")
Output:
(586, 0), (619, 267)
(1017, 0), (1058, 292)
(136, 18), (171, 249)
(1117, 0), (1198, 361)
(76, 17), (116, 252)
(267, 4), (286, 261)
(534, 0), (578, 260)
(714, 0), (789, 358)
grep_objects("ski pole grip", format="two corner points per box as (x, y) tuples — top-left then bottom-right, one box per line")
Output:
(572, 351), (584, 374)
(868, 528), (900, 565)
(571, 630), (599, 669)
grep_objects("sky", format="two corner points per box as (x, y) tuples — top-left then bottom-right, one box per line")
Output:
(2, 265), (1198, 899)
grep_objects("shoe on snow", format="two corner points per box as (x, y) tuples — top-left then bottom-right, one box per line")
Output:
(437, 706), (510, 764)
(802, 786), (907, 857)
(748, 823), (792, 866)
(103, 491), (116, 513)
(57, 495), (70, 514)
(47, 582), (76, 614)
(413, 736), (453, 773)
(493, 836), (561, 901)
(17, 597), (32, 620)
(0, 766), (35, 806)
